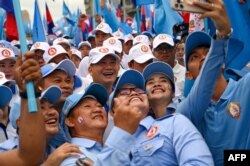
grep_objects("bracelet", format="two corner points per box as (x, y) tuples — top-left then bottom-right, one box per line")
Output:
(19, 91), (41, 99)
(215, 28), (233, 40)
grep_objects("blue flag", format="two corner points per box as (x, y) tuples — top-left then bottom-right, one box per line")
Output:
(136, 0), (154, 5)
(223, 0), (250, 74)
(0, 8), (6, 40)
(153, 0), (183, 36)
(32, 0), (46, 43)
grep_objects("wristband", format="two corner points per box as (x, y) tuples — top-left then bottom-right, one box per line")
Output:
(215, 28), (233, 40)
(19, 91), (41, 99)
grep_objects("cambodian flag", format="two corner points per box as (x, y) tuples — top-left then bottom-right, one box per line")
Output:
(0, 0), (18, 41)
(46, 2), (55, 35)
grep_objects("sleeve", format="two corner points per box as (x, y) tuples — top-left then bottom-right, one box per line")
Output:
(177, 38), (228, 126)
(173, 114), (214, 166)
(94, 127), (134, 166)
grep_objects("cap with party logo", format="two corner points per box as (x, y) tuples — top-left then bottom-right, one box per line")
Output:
(53, 37), (71, 47)
(78, 41), (92, 49)
(0, 48), (16, 61)
(133, 35), (151, 46)
(92, 22), (112, 35)
(124, 34), (134, 44)
(70, 48), (82, 60)
(30, 42), (50, 51)
(128, 43), (156, 64)
(89, 46), (120, 64)
(153, 34), (174, 51)
(103, 37), (122, 53)
(43, 45), (69, 64)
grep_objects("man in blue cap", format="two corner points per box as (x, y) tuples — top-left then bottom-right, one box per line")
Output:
(41, 59), (82, 147)
(177, 1), (250, 165)
(60, 83), (109, 166)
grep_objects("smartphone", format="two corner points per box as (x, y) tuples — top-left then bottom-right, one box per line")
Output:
(171, 0), (206, 13)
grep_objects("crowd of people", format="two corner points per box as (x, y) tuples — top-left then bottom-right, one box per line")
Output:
(0, 0), (249, 166)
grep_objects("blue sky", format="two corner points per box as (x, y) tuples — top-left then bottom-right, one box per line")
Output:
(20, 0), (85, 23)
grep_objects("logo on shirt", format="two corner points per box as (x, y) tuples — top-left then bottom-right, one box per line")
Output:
(146, 125), (158, 139)
(227, 102), (241, 119)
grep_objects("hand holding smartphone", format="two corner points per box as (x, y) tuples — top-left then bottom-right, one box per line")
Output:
(171, 0), (207, 13)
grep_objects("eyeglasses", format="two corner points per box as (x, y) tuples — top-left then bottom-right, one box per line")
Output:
(155, 45), (174, 52)
(117, 87), (146, 96)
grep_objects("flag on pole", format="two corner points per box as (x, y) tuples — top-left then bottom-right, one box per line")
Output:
(223, 0), (250, 72)
(45, 2), (55, 34)
(0, 8), (6, 40)
(0, 0), (18, 41)
(153, 0), (183, 35)
(63, 0), (71, 18)
(136, 0), (154, 5)
(32, 0), (46, 43)
(140, 5), (146, 32)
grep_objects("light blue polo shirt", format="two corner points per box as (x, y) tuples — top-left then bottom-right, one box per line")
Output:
(95, 114), (213, 165)
(185, 74), (250, 166)
(60, 138), (103, 166)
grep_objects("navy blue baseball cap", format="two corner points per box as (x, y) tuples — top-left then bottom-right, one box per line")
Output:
(185, 31), (211, 70)
(143, 61), (175, 92)
(109, 69), (145, 109)
(0, 85), (12, 108)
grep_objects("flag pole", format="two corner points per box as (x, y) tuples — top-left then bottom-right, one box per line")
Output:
(12, 0), (38, 113)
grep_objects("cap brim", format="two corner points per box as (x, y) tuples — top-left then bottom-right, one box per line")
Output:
(185, 32), (211, 69)
(91, 53), (120, 64)
(0, 85), (12, 108)
(41, 86), (62, 105)
(42, 59), (76, 78)
(83, 83), (108, 106)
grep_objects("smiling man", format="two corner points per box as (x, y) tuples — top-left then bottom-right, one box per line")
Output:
(88, 46), (120, 95)
(60, 83), (108, 166)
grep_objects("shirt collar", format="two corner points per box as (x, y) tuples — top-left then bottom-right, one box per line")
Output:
(139, 116), (155, 130)
(71, 137), (100, 149)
